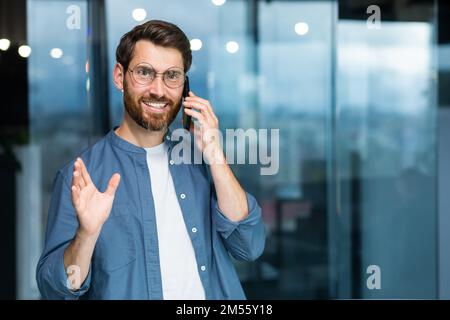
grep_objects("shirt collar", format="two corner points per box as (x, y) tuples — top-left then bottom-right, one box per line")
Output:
(108, 126), (180, 154)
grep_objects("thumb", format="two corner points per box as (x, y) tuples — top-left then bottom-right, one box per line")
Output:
(105, 173), (121, 196)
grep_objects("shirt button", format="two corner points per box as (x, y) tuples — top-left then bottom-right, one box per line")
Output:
(192, 227), (197, 233)
(169, 160), (174, 165)
(180, 193), (186, 199)
(200, 266), (206, 272)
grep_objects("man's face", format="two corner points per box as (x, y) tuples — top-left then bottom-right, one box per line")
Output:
(121, 40), (184, 131)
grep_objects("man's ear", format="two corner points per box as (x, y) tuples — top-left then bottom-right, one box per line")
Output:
(113, 63), (124, 91)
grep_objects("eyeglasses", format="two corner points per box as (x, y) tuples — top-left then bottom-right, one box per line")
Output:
(128, 63), (186, 89)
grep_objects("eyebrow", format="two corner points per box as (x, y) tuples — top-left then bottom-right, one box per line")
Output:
(135, 63), (184, 71)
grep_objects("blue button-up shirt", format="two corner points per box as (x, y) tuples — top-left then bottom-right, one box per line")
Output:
(36, 127), (266, 300)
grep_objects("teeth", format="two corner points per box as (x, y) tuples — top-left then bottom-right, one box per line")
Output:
(143, 101), (167, 109)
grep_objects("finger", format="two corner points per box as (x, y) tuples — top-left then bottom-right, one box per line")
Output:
(73, 170), (86, 194)
(71, 184), (80, 209)
(186, 94), (211, 110)
(78, 158), (93, 185)
(105, 173), (121, 197)
(184, 97), (211, 113)
(204, 105), (218, 125)
(187, 101), (217, 126)
(184, 101), (207, 113)
(78, 174), (86, 189)
(184, 106), (206, 125)
(192, 122), (203, 147)
(185, 108), (207, 133)
(186, 94), (218, 122)
(74, 161), (86, 189)
(72, 163), (80, 189)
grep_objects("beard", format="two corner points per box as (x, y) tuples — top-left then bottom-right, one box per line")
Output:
(123, 78), (181, 131)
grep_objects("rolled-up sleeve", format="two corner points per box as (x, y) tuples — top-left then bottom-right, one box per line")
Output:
(36, 170), (91, 300)
(212, 189), (266, 261)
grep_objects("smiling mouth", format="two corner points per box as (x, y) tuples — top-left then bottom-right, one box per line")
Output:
(141, 100), (169, 113)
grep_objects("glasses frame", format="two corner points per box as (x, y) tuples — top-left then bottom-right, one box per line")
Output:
(127, 62), (186, 89)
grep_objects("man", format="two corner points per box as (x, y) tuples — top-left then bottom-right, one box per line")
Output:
(36, 20), (265, 300)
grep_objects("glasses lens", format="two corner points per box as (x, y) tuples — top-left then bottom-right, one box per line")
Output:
(133, 65), (155, 84)
(164, 68), (185, 88)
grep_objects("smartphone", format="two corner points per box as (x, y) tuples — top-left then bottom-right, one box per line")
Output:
(182, 76), (191, 131)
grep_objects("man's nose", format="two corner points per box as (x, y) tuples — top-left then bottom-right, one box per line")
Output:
(148, 74), (166, 98)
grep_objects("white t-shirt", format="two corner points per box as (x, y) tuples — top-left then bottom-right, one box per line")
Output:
(145, 142), (205, 300)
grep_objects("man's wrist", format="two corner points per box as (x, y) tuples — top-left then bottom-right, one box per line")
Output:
(76, 227), (101, 243)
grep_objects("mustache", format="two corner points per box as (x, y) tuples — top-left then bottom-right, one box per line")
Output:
(139, 95), (172, 104)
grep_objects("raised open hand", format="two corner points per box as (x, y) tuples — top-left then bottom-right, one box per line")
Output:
(71, 158), (121, 236)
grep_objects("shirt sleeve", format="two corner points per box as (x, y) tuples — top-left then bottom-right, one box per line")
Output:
(211, 187), (266, 262)
(36, 169), (92, 300)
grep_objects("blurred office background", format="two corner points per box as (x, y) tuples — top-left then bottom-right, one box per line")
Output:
(1, 0), (450, 299)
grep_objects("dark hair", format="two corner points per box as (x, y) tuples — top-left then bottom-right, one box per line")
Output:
(116, 20), (192, 72)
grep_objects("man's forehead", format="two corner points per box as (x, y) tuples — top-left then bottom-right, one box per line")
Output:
(131, 40), (184, 70)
